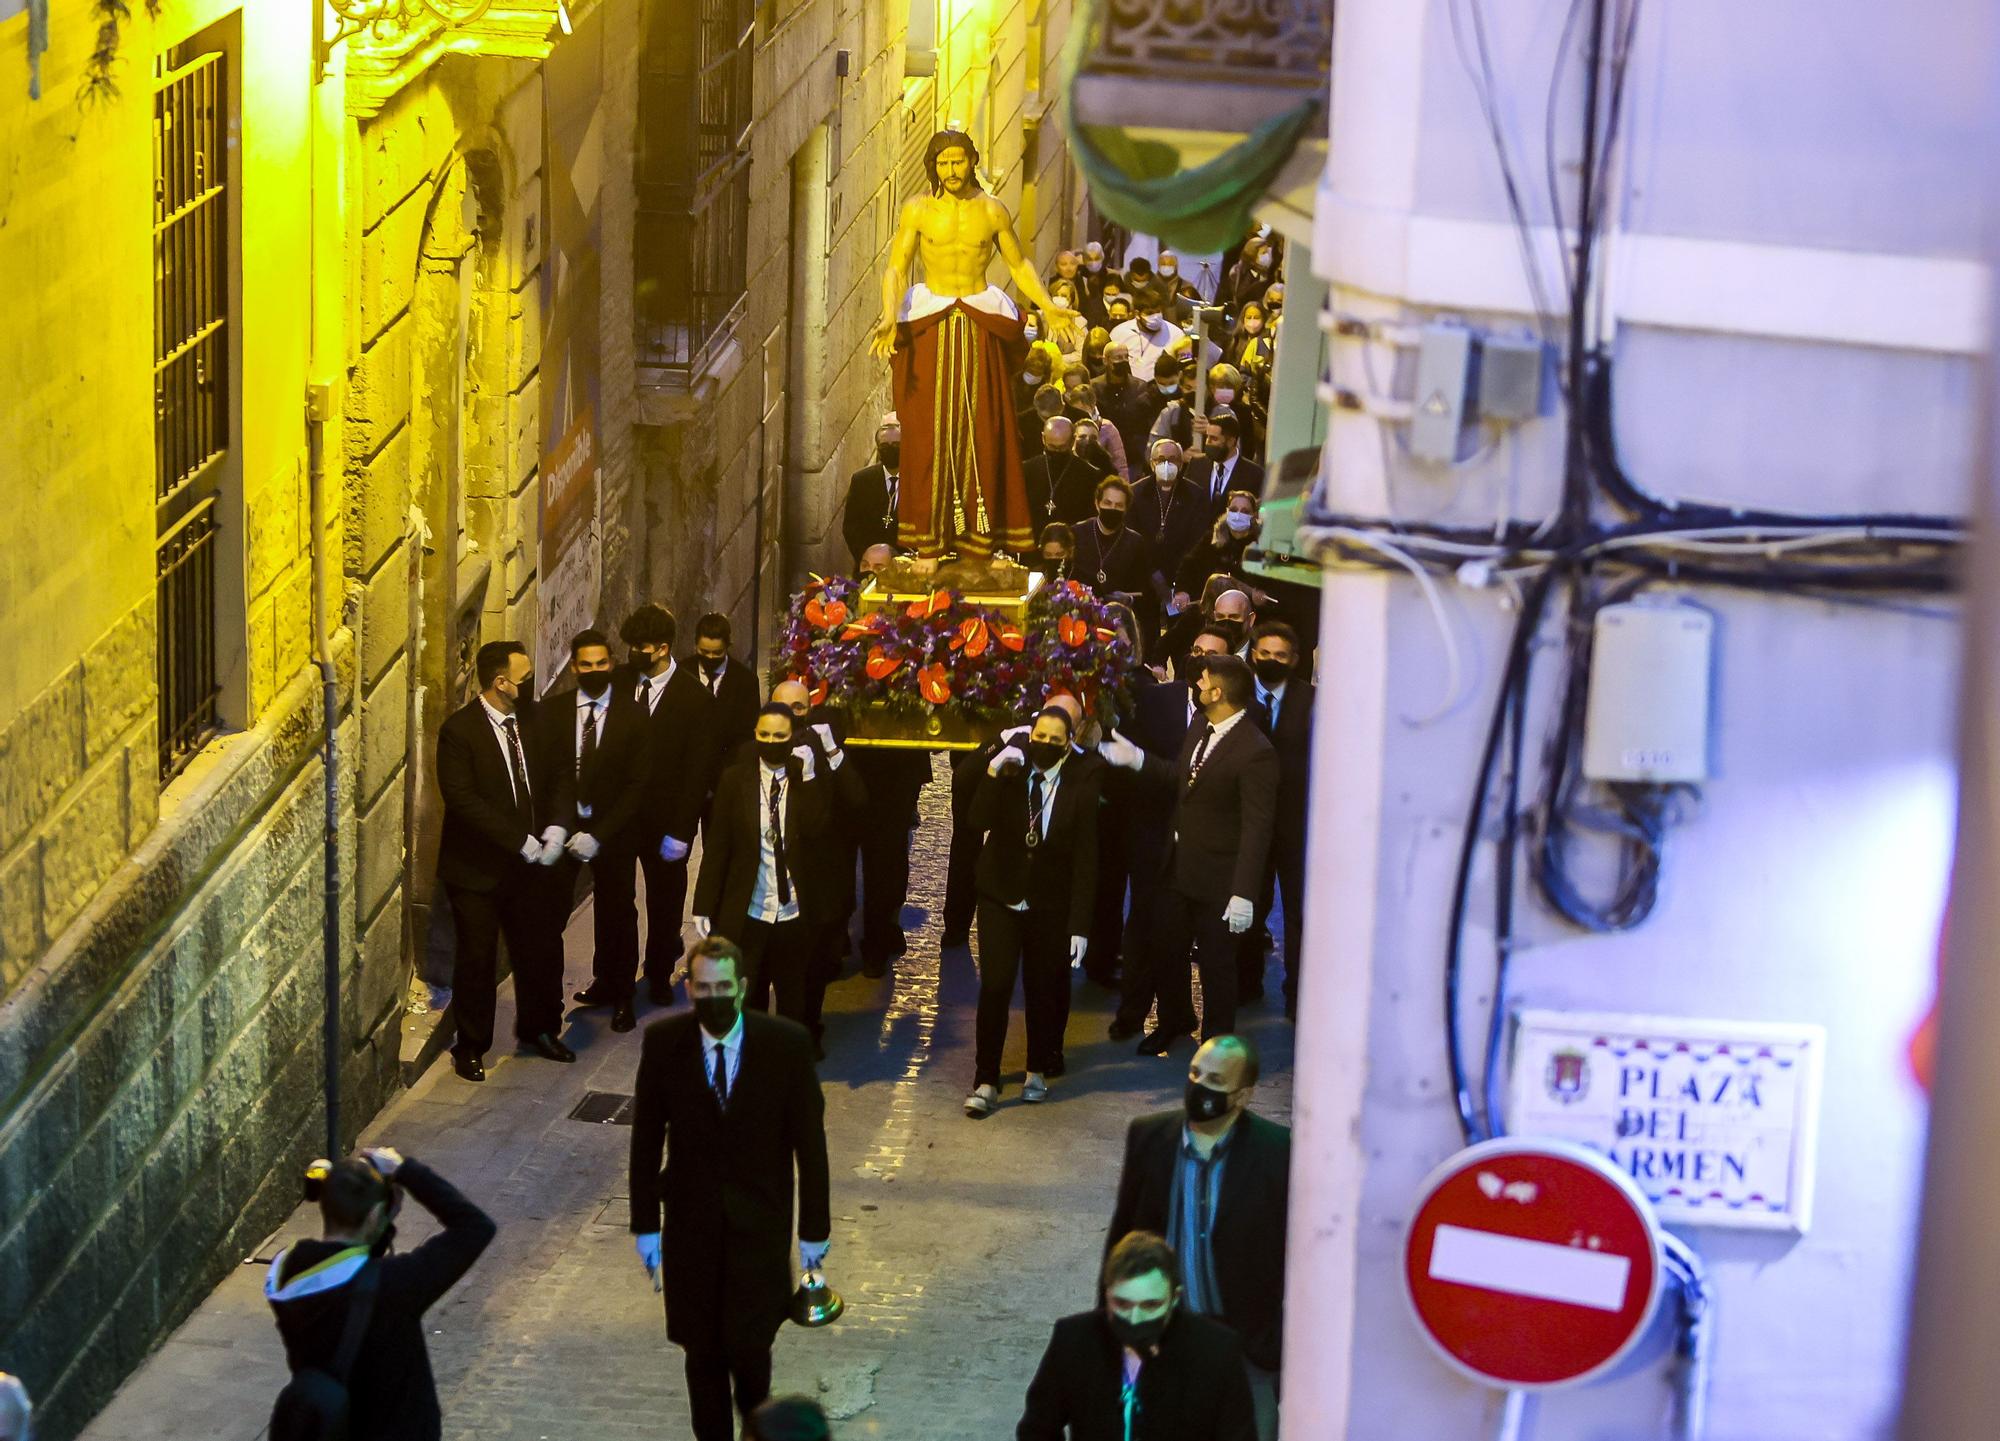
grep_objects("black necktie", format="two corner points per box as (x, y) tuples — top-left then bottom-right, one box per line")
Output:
(1188, 723), (1215, 786)
(1257, 690), (1274, 733)
(711, 1041), (729, 1106)
(768, 776), (791, 907)
(1027, 769), (1045, 848)
(580, 701), (600, 771)
(502, 716), (533, 825)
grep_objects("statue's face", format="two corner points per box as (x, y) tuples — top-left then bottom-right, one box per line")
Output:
(934, 146), (973, 195)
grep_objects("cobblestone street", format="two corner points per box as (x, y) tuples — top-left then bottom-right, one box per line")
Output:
(80, 764), (1295, 1440)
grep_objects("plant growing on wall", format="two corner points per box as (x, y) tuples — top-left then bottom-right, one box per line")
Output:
(77, 0), (162, 106)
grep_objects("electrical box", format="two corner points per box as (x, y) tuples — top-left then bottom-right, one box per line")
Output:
(1581, 600), (1713, 783)
(1475, 334), (1546, 421)
(1409, 323), (1474, 463)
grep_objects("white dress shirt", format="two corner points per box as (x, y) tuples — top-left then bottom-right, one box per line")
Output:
(1009, 757), (1065, 911)
(1106, 316), (1186, 382)
(699, 1012), (745, 1095)
(748, 762), (801, 923)
(635, 658), (677, 712)
(1207, 452), (1239, 506)
(478, 697), (530, 807)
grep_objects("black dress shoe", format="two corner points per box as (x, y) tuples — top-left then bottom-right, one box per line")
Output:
(573, 984), (616, 1007)
(1137, 1029), (1180, 1057)
(528, 1032), (577, 1062)
(1108, 1018), (1143, 1042)
(611, 1002), (637, 1033)
(452, 1051), (486, 1083)
(648, 976), (678, 1006)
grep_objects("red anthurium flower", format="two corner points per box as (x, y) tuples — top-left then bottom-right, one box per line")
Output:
(804, 596), (849, 630)
(918, 662), (952, 704)
(1059, 615), (1089, 647)
(951, 617), (990, 658)
(841, 620), (876, 642)
(906, 591), (952, 620)
(809, 679), (830, 706)
(998, 625), (1026, 652)
(866, 646), (903, 681)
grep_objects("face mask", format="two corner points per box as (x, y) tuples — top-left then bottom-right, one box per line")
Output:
(879, 442), (901, 469)
(577, 671), (612, 699)
(1042, 552), (1067, 569)
(1157, 381), (1178, 396)
(507, 672), (535, 702)
(1025, 739), (1065, 771)
(1108, 1309), (1172, 1352)
(1109, 361), (1131, 378)
(1022, 370), (1042, 385)
(699, 655), (725, 674)
(1209, 620), (1244, 647)
(1256, 248), (1274, 268)
(1253, 657), (1290, 688)
(1110, 312), (1131, 326)
(1184, 653), (1211, 677)
(1140, 315), (1161, 332)
(1244, 319), (1263, 335)
(694, 995), (739, 1038)
(1185, 1079), (1235, 1124)
(1023, 326), (1040, 342)
(1159, 264), (1178, 278)
(1214, 388), (1237, 406)
(1155, 461), (1179, 481)
(1086, 259), (1103, 272)
(758, 739), (793, 769)
(1097, 507), (1126, 532)
(1225, 510), (1254, 534)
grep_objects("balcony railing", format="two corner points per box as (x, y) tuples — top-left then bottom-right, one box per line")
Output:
(157, 495), (220, 781)
(1074, 0), (1332, 134)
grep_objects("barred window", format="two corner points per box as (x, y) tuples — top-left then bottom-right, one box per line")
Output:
(636, 0), (754, 381)
(154, 47), (228, 779)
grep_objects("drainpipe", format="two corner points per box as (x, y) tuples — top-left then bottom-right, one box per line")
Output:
(307, 383), (342, 1163)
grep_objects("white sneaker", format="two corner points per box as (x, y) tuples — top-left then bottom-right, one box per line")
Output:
(1021, 1073), (1050, 1103)
(964, 1084), (998, 1117)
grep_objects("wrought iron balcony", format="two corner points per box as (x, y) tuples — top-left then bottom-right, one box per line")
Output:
(1071, 0), (1333, 137)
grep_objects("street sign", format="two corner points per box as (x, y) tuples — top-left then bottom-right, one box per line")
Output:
(1403, 1137), (1665, 1390)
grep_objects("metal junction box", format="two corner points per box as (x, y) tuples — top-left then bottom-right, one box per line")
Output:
(1581, 601), (1714, 784)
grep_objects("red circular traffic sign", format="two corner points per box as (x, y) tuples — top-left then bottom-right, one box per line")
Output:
(1403, 1137), (1664, 1389)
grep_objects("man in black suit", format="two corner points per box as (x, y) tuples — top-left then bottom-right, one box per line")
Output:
(1183, 410), (1265, 519)
(1099, 654), (1277, 1053)
(434, 641), (577, 1082)
(963, 706), (1101, 1117)
(692, 704), (837, 1029)
(1023, 414), (1112, 532)
(1246, 622), (1314, 1018)
(542, 628), (653, 1034)
(1018, 1231), (1254, 1441)
(1108, 628), (1235, 1041)
(772, 679), (866, 1052)
(1106, 1036), (1291, 1440)
(591, 604), (711, 1014)
(629, 938), (832, 1441)
(690, 612), (761, 842)
(839, 415), (902, 568)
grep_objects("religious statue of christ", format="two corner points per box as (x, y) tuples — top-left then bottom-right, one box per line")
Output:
(870, 130), (1080, 560)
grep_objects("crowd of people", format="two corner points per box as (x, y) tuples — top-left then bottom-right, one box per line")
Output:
(239, 228), (1310, 1441)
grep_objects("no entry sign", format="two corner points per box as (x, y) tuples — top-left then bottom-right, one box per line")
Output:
(1403, 1137), (1665, 1389)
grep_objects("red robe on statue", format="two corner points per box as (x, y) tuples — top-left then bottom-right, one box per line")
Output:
(891, 292), (1032, 559)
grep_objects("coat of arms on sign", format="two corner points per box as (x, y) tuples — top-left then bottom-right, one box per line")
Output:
(1546, 1048), (1590, 1104)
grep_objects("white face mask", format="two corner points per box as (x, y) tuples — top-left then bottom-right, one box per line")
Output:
(1023, 370), (1041, 384)
(1156, 461), (1179, 480)
(1086, 259), (1103, 272)
(1213, 388), (1235, 405)
(1256, 249), (1274, 268)
(1023, 326), (1039, 341)
(1225, 510), (1254, 534)
(1140, 314), (1162, 332)
(1160, 264), (1178, 278)
(1157, 381), (1178, 395)
(1053, 296), (1071, 309)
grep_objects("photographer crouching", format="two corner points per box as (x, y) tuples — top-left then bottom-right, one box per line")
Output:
(265, 1147), (496, 1440)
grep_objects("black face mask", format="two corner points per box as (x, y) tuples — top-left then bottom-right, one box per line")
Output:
(1025, 739), (1065, 771)
(1042, 552), (1068, 571)
(1107, 1309), (1173, 1352)
(699, 655), (726, 675)
(1096, 507), (1126, 532)
(1109, 360), (1131, 378)
(1185, 1079), (1235, 1124)
(878, 442), (901, 470)
(758, 740), (794, 769)
(694, 995), (740, 1038)
(577, 671), (612, 699)
(1208, 620), (1244, 649)
(510, 672), (536, 703)
(1252, 658), (1290, 688)
(1183, 653), (1211, 680)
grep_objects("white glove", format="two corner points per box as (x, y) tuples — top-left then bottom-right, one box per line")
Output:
(811, 722), (844, 770)
(360, 1146), (404, 1178)
(1098, 730), (1144, 771)
(520, 836), (544, 863)
(539, 826), (568, 865)
(792, 744), (818, 782)
(799, 1238), (830, 1271)
(1224, 896), (1254, 933)
(988, 744), (1027, 778)
(659, 834), (691, 863)
(636, 1233), (663, 1292)
(692, 915), (712, 939)
(1001, 724), (1030, 745)
(566, 832), (601, 862)
(1069, 936), (1089, 969)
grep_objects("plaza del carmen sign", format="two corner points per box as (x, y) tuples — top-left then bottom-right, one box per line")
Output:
(1506, 1009), (1826, 1233)
(1403, 1138), (1666, 1390)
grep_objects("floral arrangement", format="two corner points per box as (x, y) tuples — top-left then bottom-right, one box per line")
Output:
(775, 574), (1142, 735)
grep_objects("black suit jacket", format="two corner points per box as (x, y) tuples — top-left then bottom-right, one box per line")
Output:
(1106, 1110), (1292, 1371)
(1138, 712), (1278, 906)
(841, 463), (900, 566)
(690, 655), (761, 798)
(1128, 476), (1211, 589)
(1185, 455), (1266, 516)
(692, 754), (838, 929)
(628, 664), (714, 845)
(1018, 1309), (1255, 1441)
(1024, 450), (1112, 531)
(627, 1010), (830, 1351)
(1254, 678), (1315, 851)
(971, 758), (1101, 936)
(434, 699), (575, 892)
(544, 685), (652, 845)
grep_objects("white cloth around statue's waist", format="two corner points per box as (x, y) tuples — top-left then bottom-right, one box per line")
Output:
(898, 284), (1019, 323)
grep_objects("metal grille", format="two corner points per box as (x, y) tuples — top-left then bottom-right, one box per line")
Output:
(154, 51), (229, 506)
(1095, 0), (1333, 85)
(154, 49), (228, 781)
(156, 497), (220, 778)
(636, 0), (754, 378)
(896, 76), (937, 211)
(569, 1090), (636, 1125)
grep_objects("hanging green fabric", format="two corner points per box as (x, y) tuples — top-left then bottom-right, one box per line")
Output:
(1059, 0), (1322, 255)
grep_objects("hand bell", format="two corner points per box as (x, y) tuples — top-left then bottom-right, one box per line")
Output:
(789, 1269), (844, 1328)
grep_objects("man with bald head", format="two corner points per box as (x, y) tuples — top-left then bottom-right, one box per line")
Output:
(1106, 1034), (1291, 1441)
(1022, 412), (1111, 537)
